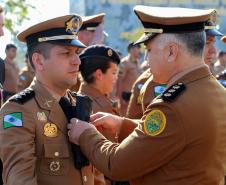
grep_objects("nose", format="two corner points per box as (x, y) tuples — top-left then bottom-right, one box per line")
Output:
(71, 54), (81, 66)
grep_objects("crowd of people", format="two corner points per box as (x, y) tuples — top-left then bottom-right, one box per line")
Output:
(0, 3), (226, 185)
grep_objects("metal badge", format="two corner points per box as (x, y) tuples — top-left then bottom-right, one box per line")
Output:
(37, 112), (47, 122)
(44, 123), (58, 137)
(65, 15), (81, 35)
(107, 49), (113, 56)
(49, 161), (60, 172)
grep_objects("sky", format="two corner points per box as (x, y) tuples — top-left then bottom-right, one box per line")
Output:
(0, 0), (70, 58)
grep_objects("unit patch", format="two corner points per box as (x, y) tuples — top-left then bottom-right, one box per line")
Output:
(144, 110), (166, 136)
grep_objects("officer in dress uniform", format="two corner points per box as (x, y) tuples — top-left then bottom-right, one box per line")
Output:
(79, 45), (130, 185)
(67, 6), (226, 185)
(126, 68), (152, 119)
(116, 42), (141, 116)
(128, 19), (224, 119)
(71, 13), (106, 92)
(0, 14), (95, 185)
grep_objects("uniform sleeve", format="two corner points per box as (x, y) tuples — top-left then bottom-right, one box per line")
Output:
(0, 102), (37, 185)
(79, 103), (186, 181)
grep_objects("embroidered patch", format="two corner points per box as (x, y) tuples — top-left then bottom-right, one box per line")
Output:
(44, 123), (58, 137)
(144, 110), (166, 136)
(154, 84), (167, 97)
(3, 112), (23, 129)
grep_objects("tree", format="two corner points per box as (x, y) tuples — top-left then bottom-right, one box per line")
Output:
(1, 0), (33, 35)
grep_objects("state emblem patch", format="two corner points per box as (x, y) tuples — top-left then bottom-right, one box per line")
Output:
(144, 110), (166, 136)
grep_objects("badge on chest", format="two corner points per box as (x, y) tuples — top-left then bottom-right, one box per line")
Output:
(44, 123), (58, 137)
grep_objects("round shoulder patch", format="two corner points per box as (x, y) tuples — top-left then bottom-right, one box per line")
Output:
(144, 109), (166, 136)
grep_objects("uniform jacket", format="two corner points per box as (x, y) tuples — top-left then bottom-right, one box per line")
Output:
(79, 83), (121, 185)
(79, 66), (226, 185)
(116, 56), (141, 116)
(126, 69), (152, 119)
(0, 79), (93, 185)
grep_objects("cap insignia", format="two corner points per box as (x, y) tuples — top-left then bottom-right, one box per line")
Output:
(65, 16), (81, 35)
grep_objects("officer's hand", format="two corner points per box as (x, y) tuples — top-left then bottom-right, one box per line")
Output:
(67, 118), (96, 145)
(90, 112), (123, 135)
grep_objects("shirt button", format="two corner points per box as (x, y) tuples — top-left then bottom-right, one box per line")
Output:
(54, 152), (59, 157)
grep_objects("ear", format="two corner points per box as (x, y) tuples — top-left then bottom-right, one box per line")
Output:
(167, 43), (178, 63)
(32, 52), (45, 71)
(93, 69), (103, 80)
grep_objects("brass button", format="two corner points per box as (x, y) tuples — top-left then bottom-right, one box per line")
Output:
(49, 161), (60, 172)
(54, 152), (59, 157)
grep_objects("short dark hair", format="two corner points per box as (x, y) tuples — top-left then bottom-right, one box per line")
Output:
(127, 42), (140, 52)
(218, 51), (226, 58)
(27, 42), (55, 69)
(173, 31), (205, 57)
(80, 57), (114, 84)
(5, 44), (17, 51)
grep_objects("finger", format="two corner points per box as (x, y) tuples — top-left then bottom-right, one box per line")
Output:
(90, 112), (105, 122)
(67, 124), (73, 130)
(70, 118), (78, 123)
(91, 116), (106, 127)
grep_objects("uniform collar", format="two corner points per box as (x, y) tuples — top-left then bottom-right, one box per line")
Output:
(79, 83), (106, 99)
(168, 64), (211, 87)
(167, 64), (209, 87)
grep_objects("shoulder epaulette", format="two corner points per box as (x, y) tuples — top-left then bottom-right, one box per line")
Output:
(9, 89), (35, 104)
(159, 82), (186, 102)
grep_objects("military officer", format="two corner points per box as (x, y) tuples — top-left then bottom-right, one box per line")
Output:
(126, 68), (152, 119)
(71, 13), (106, 92)
(131, 20), (223, 118)
(67, 6), (226, 185)
(79, 45), (129, 185)
(0, 14), (94, 185)
(17, 53), (35, 92)
(116, 42), (141, 116)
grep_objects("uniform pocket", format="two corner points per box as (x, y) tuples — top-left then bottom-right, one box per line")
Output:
(39, 143), (70, 176)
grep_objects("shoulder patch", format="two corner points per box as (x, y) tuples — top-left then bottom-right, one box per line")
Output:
(160, 83), (186, 102)
(9, 89), (35, 104)
(154, 84), (167, 97)
(144, 109), (166, 136)
(3, 112), (23, 129)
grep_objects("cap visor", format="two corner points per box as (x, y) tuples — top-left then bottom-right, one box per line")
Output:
(134, 33), (157, 45)
(49, 39), (86, 48)
(206, 29), (223, 37)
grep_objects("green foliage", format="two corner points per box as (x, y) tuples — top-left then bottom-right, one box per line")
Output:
(120, 28), (145, 52)
(1, 0), (33, 35)
(120, 27), (143, 42)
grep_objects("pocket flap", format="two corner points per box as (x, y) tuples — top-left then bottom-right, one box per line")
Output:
(44, 143), (70, 158)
